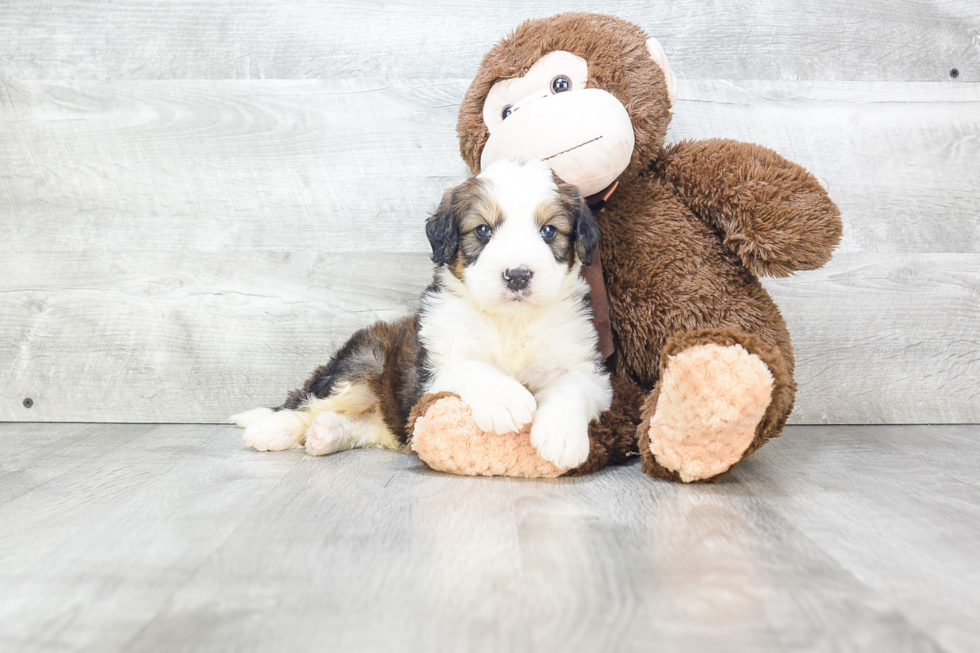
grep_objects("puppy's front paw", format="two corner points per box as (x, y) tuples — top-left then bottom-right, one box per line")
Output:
(464, 379), (536, 435)
(530, 407), (590, 470)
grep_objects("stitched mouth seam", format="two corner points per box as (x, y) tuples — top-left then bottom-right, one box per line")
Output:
(542, 136), (603, 161)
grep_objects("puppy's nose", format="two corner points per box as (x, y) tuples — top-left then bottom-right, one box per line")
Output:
(503, 267), (533, 291)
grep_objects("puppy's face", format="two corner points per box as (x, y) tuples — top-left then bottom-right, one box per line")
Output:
(425, 159), (599, 309)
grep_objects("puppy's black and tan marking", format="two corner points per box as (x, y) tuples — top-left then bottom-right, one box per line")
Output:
(232, 159), (610, 469)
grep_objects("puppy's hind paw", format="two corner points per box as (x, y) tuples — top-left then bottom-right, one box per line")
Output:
(243, 410), (307, 452)
(305, 411), (351, 456)
(230, 406), (275, 428)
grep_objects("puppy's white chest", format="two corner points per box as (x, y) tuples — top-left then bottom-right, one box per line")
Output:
(485, 320), (538, 378)
(468, 306), (580, 389)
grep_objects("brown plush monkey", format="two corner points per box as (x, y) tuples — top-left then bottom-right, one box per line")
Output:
(409, 12), (842, 482)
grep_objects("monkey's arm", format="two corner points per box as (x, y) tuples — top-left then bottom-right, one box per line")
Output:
(656, 138), (842, 277)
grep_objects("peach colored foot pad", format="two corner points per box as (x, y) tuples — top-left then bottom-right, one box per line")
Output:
(648, 344), (774, 482)
(411, 395), (565, 478)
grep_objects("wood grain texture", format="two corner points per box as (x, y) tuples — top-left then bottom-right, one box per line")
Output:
(2, 251), (977, 424)
(762, 253), (980, 424)
(0, 423), (302, 652)
(0, 423), (155, 503)
(670, 81), (980, 255)
(1, 80), (977, 256)
(0, 0), (977, 81)
(1, 77), (977, 423)
(0, 250), (431, 422)
(2, 423), (976, 651)
(732, 424), (980, 652)
(0, 78), (468, 255)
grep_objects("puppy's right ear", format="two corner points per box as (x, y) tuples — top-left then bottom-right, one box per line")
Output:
(425, 187), (459, 266)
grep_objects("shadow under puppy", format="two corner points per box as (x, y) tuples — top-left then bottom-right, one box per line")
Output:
(232, 159), (611, 470)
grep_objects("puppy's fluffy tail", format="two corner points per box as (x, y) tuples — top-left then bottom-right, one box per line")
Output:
(229, 406), (276, 428)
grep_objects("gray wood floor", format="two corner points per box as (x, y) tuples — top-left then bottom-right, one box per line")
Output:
(1, 423), (978, 652)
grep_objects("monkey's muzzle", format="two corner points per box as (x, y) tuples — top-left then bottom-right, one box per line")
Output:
(480, 88), (635, 197)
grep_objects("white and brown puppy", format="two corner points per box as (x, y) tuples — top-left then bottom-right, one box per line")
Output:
(231, 159), (611, 470)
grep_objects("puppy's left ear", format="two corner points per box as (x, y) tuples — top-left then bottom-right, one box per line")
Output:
(574, 197), (600, 266)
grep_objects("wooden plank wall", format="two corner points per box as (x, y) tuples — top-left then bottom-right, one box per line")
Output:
(1, 1), (978, 424)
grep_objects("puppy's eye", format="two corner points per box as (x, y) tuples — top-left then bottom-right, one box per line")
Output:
(551, 76), (571, 94)
(476, 224), (492, 239)
(501, 105), (513, 120)
(540, 225), (557, 241)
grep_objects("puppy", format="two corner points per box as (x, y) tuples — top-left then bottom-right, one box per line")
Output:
(231, 159), (612, 469)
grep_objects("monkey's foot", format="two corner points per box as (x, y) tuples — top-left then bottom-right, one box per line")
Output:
(641, 342), (774, 482)
(409, 393), (565, 478)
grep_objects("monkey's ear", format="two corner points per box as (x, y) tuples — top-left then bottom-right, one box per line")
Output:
(646, 37), (677, 107)
(574, 197), (600, 267)
(425, 188), (460, 265)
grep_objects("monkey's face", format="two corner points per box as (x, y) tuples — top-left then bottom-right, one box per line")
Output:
(457, 13), (678, 197)
(479, 51), (635, 197)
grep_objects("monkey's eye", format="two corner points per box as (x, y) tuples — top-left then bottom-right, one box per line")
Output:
(551, 76), (571, 94)
(501, 105), (513, 120)
(476, 224), (492, 240)
(540, 225), (557, 241)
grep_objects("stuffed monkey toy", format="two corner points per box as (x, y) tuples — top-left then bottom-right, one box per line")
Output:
(409, 12), (842, 482)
